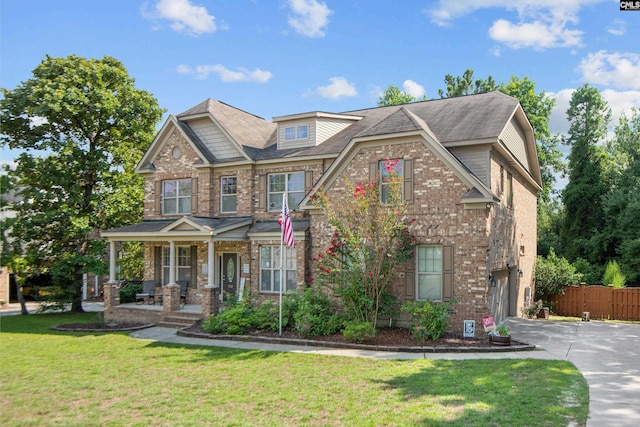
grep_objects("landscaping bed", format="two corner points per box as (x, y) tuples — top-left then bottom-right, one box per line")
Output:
(180, 320), (535, 352)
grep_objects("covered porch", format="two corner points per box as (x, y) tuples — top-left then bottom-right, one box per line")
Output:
(101, 216), (252, 326)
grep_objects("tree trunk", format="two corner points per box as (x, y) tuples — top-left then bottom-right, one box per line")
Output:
(16, 284), (29, 315)
(70, 273), (85, 313)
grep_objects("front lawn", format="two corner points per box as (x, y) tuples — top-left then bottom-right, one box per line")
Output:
(0, 313), (588, 426)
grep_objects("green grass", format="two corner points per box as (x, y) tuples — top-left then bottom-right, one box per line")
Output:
(1, 313), (589, 426)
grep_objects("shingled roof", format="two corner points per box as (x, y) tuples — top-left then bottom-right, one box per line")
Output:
(178, 98), (276, 150)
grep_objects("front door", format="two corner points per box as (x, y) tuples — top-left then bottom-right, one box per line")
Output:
(222, 253), (238, 299)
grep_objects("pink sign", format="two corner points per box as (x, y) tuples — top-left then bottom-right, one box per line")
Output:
(482, 315), (495, 332)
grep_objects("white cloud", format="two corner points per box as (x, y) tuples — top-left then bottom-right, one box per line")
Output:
(489, 19), (582, 50)
(403, 80), (425, 98)
(426, 0), (606, 50)
(577, 51), (640, 90)
(287, 0), (333, 38)
(177, 64), (272, 83)
(145, 0), (216, 36)
(606, 19), (626, 36)
(316, 77), (357, 99)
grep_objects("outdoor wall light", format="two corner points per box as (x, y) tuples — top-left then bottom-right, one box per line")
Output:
(488, 274), (496, 287)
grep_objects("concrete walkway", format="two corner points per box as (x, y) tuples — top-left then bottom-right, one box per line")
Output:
(505, 317), (640, 427)
(129, 325), (552, 361)
(0, 301), (104, 316)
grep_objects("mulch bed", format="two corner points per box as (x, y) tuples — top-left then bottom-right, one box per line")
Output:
(179, 321), (535, 352)
(52, 322), (154, 332)
(52, 320), (535, 352)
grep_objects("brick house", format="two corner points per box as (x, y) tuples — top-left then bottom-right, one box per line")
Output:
(101, 91), (540, 335)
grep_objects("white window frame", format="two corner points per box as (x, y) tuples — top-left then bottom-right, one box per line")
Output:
(259, 245), (296, 293)
(268, 172), (304, 211)
(506, 172), (513, 207)
(284, 125), (309, 141)
(161, 246), (191, 285)
(220, 176), (237, 213)
(416, 245), (443, 301)
(163, 178), (191, 215)
(380, 159), (404, 203)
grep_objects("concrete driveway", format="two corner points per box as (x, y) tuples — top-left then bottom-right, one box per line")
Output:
(506, 317), (640, 427)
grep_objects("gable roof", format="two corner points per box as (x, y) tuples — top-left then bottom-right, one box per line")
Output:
(300, 105), (500, 209)
(140, 92), (541, 188)
(177, 98), (276, 150)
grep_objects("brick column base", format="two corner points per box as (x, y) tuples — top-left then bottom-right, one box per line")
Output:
(103, 283), (119, 310)
(201, 285), (220, 319)
(163, 284), (180, 314)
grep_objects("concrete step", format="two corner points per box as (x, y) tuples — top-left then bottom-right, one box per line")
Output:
(159, 311), (201, 329)
(158, 320), (194, 329)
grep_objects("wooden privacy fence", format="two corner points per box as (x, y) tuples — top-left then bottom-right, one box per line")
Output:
(551, 284), (640, 321)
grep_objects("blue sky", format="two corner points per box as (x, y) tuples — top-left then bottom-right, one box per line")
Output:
(1, 0), (639, 169)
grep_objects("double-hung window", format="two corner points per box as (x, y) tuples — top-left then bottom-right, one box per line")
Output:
(162, 246), (191, 284)
(506, 173), (513, 207)
(284, 125), (309, 141)
(380, 159), (404, 203)
(221, 176), (237, 213)
(416, 246), (442, 301)
(163, 179), (191, 215)
(268, 172), (304, 211)
(259, 246), (296, 292)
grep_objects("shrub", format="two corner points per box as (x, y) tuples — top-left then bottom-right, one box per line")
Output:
(535, 250), (582, 302)
(118, 281), (142, 304)
(293, 286), (343, 337)
(603, 260), (626, 288)
(521, 299), (544, 319)
(251, 300), (279, 331)
(342, 321), (376, 343)
(401, 300), (452, 342)
(203, 301), (254, 335)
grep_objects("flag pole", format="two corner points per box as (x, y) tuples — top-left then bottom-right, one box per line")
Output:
(279, 192), (285, 336)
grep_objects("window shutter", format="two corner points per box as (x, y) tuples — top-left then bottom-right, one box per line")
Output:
(258, 174), (266, 211)
(155, 181), (162, 214)
(442, 245), (454, 301)
(154, 246), (162, 284)
(304, 170), (313, 194)
(405, 259), (415, 300)
(190, 246), (197, 288)
(191, 178), (198, 215)
(403, 159), (414, 204)
(369, 161), (378, 183)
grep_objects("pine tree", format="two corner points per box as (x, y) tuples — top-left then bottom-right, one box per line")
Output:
(561, 84), (611, 262)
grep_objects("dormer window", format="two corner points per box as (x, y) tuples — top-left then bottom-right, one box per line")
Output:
(284, 125), (309, 141)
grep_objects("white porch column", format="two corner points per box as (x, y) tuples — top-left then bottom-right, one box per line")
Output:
(168, 240), (177, 285)
(208, 240), (215, 287)
(107, 241), (118, 284)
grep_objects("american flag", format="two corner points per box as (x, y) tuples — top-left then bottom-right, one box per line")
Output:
(278, 193), (295, 248)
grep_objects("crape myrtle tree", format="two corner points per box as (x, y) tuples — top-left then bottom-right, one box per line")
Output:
(0, 55), (164, 312)
(310, 159), (416, 328)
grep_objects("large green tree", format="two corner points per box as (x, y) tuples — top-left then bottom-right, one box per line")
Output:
(601, 109), (640, 284)
(561, 84), (611, 263)
(0, 55), (164, 312)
